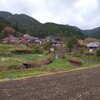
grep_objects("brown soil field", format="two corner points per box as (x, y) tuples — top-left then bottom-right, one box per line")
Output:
(0, 66), (100, 100)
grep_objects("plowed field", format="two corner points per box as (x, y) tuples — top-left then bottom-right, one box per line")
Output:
(0, 66), (100, 100)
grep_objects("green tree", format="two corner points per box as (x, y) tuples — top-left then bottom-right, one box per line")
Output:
(1, 26), (16, 38)
(42, 41), (52, 51)
(13, 23), (19, 31)
(33, 45), (43, 54)
(67, 37), (78, 52)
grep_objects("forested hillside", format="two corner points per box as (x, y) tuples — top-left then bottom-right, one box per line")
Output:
(0, 17), (10, 32)
(0, 11), (86, 39)
(30, 23), (86, 38)
(84, 27), (100, 39)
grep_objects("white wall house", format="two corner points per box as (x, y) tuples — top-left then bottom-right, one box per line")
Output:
(86, 42), (100, 54)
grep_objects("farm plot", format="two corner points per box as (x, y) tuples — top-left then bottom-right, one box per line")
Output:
(0, 66), (100, 100)
(0, 44), (100, 80)
(0, 54), (47, 68)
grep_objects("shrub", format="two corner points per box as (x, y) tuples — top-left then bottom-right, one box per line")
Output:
(10, 48), (32, 54)
(84, 50), (94, 55)
(79, 48), (84, 54)
(8, 74), (18, 79)
(42, 41), (52, 50)
(33, 45), (43, 54)
(43, 50), (49, 55)
(96, 49), (100, 56)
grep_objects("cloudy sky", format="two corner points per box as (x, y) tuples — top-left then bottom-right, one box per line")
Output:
(0, 0), (100, 29)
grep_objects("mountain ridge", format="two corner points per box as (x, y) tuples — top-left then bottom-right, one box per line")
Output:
(0, 11), (41, 33)
(83, 27), (100, 39)
(1, 11), (99, 39)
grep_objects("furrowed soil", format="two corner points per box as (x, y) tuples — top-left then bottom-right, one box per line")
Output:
(0, 66), (100, 100)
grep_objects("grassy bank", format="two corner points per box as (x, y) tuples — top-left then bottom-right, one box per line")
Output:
(0, 54), (100, 81)
(0, 44), (100, 81)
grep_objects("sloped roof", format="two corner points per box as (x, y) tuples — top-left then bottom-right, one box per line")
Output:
(86, 42), (100, 48)
(24, 34), (38, 40)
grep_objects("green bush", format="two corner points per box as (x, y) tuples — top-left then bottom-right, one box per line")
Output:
(33, 45), (43, 54)
(43, 50), (49, 55)
(8, 74), (18, 79)
(96, 49), (100, 56)
(10, 48), (32, 54)
(84, 50), (94, 55)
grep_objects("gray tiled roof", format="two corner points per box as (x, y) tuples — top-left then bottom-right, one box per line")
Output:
(86, 42), (100, 48)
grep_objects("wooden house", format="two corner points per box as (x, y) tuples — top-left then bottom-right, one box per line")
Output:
(86, 42), (100, 54)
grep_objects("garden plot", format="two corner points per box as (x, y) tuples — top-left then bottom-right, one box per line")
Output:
(0, 54), (47, 70)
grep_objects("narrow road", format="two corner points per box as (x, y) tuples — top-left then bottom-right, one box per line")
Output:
(0, 66), (100, 100)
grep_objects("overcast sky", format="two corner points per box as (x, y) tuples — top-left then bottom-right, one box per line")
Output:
(0, 0), (100, 29)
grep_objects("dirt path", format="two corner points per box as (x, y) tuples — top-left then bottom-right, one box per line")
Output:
(0, 66), (100, 100)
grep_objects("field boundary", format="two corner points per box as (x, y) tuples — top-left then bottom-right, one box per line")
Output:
(0, 64), (100, 82)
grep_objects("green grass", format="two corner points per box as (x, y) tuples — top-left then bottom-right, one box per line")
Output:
(0, 44), (17, 51)
(0, 44), (47, 68)
(45, 54), (100, 72)
(47, 59), (70, 69)
(0, 54), (48, 68)
(0, 44), (49, 80)
(0, 44), (100, 81)
(0, 68), (46, 79)
(0, 55), (100, 80)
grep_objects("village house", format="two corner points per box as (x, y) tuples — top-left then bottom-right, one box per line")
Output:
(2, 34), (19, 44)
(35, 39), (42, 45)
(86, 42), (100, 54)
(46, 36), (63, 46)
(46, 36), (56, 43)
(24, 34), (38, 41)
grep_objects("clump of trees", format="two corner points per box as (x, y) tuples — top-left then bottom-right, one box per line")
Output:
(66, 37), (79, 52)
(0, 26), (16, 38)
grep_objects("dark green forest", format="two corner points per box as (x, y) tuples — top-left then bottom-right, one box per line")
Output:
(0, 11), (88, 39)
(0, 17), (10, 32)
(30, 23), (86, 38)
